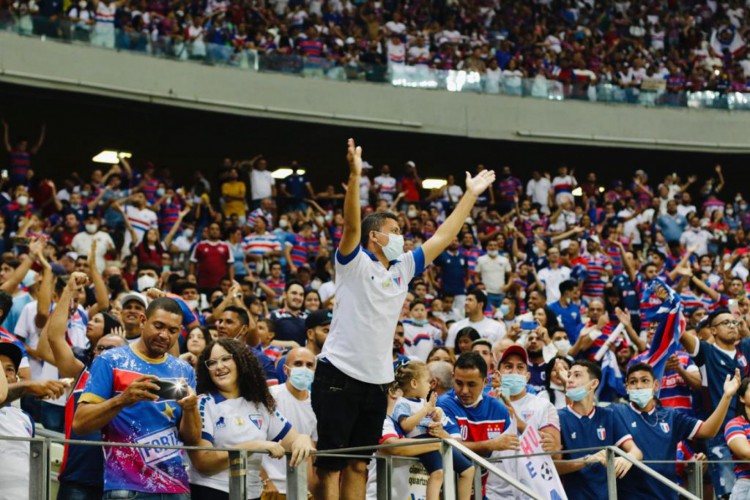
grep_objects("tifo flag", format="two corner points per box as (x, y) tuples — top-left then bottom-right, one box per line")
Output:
(641, 278), (686, 390)
(596, 349), (626, 402)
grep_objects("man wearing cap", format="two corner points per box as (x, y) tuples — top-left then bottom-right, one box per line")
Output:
(119, 291), (148, 343)
(487, 344), (562, 499)
(70, 211), (115, 274)
(311, 139), (494, 499)
(276, 309), (331, 384)
(548, 280), (583, 342)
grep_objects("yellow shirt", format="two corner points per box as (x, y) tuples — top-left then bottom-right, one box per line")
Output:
(222, 180), (247, 217)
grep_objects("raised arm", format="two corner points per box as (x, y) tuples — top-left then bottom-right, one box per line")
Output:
(164, 206), (191, 249)
(34, 244), (54, 329)
(2, 120), (11, 153)
(421, 170), (495, 266)
(715, 165), (725, 193)
(32, 123), (45, 154)
(339, 138), (362, 257)
(88, 240), (110, 316)
(42, 273), (88, 379)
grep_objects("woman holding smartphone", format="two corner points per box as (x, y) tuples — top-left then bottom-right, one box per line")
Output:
(187, 338), (314, 500)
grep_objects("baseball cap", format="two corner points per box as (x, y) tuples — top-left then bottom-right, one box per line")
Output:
(0, 341), (23, 372)
(499, 344), (529, 365)
(305, 309), (332, 329)
(121, 291), (148, 309)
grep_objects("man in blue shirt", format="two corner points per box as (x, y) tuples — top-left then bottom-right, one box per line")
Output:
(555, 360), (642, 500)
(679, 307), (750, 498)
(657, 200), (688, 244)
(434, 238), (468, 315)
(613, 362), (739, 500)
(548, 279), (583, 342)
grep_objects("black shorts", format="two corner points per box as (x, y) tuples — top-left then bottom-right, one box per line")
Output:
(311, 360), (388, 471)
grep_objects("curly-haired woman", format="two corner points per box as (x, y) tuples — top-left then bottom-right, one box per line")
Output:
(187, 338), (314, 499)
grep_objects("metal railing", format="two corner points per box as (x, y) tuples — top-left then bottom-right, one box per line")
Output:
(0, 430), (720, 499)
(4, 15), (750, 111)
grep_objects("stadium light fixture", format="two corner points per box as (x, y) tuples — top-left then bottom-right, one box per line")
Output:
(92, 150), (132, 164)
(572, 187), (583, 197)
(423, 178), (447, 190)
(599, 186), (605, 193)
(271, 168), (306, 180)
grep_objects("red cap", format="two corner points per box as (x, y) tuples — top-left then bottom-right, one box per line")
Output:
(499, 344), (528, 365)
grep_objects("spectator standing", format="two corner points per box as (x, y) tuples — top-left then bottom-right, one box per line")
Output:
(536, 247), (572, 303)
(70, 211), (115, 273)
(373, 164), (397, 204)
(121, 192), (158, 255)
(189, 222), (234, 292)
(526, 171), (551, 214)
(446, 290), (506, 349)
(2, 120), (44, 187)
(476, 239), (511, 309)
(311, 140), (493, 499)
(249, 156), (276, 209)
(221, 168), (247, 224)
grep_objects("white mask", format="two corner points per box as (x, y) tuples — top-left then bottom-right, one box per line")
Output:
(554, 339), (571, 355)
(186, 299), (199, 310)
(407, 209), (418, 218)
(376, 231), (404, 261)
(279, 219), (288, 229)
(85, 223), (98, 234)
(17, 195), (28, 206)
(137, 275), (158, 291)
(183, 228), (194, 238)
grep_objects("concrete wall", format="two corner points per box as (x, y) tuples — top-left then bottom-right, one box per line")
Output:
(2, 31), (750, 152)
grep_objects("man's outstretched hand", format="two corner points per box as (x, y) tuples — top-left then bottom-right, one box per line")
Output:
(347, 138), (362, 176)
(465, 169), (496, 197)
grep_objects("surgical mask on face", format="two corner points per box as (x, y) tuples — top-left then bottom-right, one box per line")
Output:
(315, 216), (325, 225)
(289, 367), (314, 391)
(411, 318), (428, 326)
(325, 213), (333, 223)
(566, 383), (591, 402)
(461, 392), (483, 408)
(554, 339), (571, 354)
(742, 204), (748, 212)
(137, 275), (157, 291)
(701, 265), (712, 273)
(629, 387), (654, 408)
(501, 373), (527, 396)
(186, 299), (199, 311)
(183, 228), (194, 238)
(21, 270), (37, 288)
(530, 213), (540, 222)
(279, 219), (288, 229)
(85, 223), (98, 233)
(376, 231), (404, 261)
(156, 188), (166, 197)
(499, 304), (510, 316)
(487, 250), (499, 257)
(17, 195), (28, 206)
(727, 209), (734, 216)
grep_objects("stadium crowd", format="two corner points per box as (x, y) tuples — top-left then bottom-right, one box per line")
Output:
(3, 122), (750, 499)
(6, 0), (750, 93)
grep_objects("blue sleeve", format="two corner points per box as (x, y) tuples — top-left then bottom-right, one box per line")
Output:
(80, 353), (114, 403)
(256, 352), (278, 384)
(276, 354), (288, 383)
(610, 406), (632, 445)
(412, 247), (425, 276)
(335, 244), (360, 265)
(392, 401), (412, 423)
(437, 397), (460, 436)
(674, 410), (701, 441)
(692, 340), (709, 367)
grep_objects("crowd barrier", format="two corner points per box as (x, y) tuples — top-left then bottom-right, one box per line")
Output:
(0, 428), (711, 499)
(4, 16), (750, 111)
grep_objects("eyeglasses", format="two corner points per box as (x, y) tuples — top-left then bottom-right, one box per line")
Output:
(712, 320), (740, 328)
(94, 345), (117, 353)
(205, 354), (234, 370)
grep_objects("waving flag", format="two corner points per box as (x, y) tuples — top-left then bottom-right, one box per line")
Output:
(641, 278), (686, 390)
(596, 349), (626, 402)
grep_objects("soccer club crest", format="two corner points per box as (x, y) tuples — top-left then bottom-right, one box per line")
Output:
(596, 426), (606, 441)
(660, 422), (670, 433)
(249, 414), (263, 430)
(216, 417), (226, 429)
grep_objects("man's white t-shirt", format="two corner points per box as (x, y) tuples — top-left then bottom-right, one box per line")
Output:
(250, 168), (275, 201)
(527, 177), (552, 212)
(263, 384), (318, 493)
(0, 405), (33, 498)
(70, 230), (115, 273)
(537, 266), (571, 303)
(477, 254), (512, 294)
(322, 246), (424, 384)
(446, 316), (506, 348)
(123, 205), (158, 253)
(680, 228), (712, 257)
(487, 392), (560, 499)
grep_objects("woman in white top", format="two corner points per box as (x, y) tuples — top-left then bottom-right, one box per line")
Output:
(188, 338), (314, 500)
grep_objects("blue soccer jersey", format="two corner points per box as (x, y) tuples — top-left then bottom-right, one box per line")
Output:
(612, 403), (702, 500)
(692, 338), (750, 425)
(79, 344), (196, 493)
(438, 390), (512, 456)
(558, 405), (633, 500)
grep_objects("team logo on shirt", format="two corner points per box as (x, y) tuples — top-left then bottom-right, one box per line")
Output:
(216, 417), (226, 429)
(596, 427), (606, 441)
(660, 422), (670, 433)
(137, 427), (181, 466)
(249, 414), (263, 429)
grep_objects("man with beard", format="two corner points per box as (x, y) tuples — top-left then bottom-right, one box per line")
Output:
(215, 305), (278, 385)
(392, 321), (409, 368)
(525, 330), (549, 393)
(276, 309), (331, 384)
(270, 280), (308, 346)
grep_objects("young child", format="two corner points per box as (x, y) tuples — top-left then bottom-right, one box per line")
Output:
(402, 299), (444, 361)
(392, 361), (474, 500)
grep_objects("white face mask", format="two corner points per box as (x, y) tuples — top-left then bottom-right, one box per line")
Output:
(407, 210), (418, 218)
(186, 299), (199, 310)
(183, 228), (194, 238)
(137, 275), (158, 291)
(17, 195), (28, 206)
(315, 216), (325, 225)
(375, 231), (404, 261)
(554, 339), (571, 354)
(279, 219), (288, 229)
(85, 223), (98, 234)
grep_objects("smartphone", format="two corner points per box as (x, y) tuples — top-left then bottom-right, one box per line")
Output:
(151, 379), (188, 400)
(520, 321), (539, 331)
(729, 299), (740, 318)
